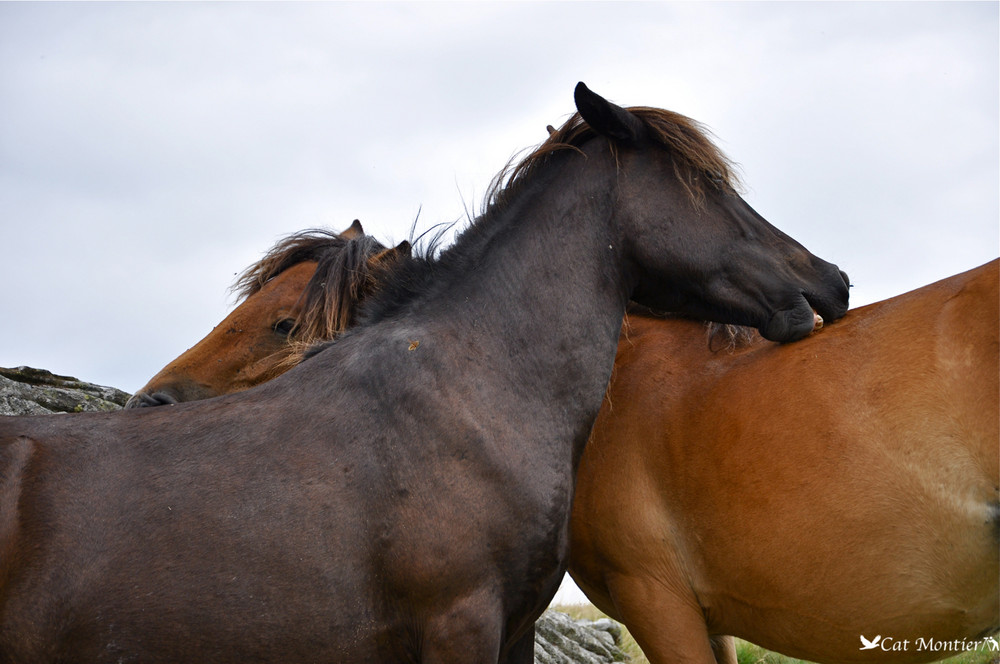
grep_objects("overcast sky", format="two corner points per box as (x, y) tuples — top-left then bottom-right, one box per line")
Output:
(2, 2), (997, 395)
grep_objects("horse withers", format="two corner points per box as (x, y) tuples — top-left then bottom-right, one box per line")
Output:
(0, 83), (848, 663)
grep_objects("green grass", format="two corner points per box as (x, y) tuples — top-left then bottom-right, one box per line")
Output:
(552, 603), (999, 664)
(734, 640), (811, 664)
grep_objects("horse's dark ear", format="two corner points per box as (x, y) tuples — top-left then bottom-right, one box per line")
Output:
(371, 240), (412, 268)
(342, 219), (364, 240)
(574, 82), (643, 143)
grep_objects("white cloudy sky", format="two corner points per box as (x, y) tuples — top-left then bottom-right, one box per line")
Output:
(2, 2), (997, 395)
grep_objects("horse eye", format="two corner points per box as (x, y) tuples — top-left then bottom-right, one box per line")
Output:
(273, 319), (296, 337)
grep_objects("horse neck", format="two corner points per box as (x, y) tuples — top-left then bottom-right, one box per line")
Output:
(386, 144), (632, 459)
(459, 148), (627, 325)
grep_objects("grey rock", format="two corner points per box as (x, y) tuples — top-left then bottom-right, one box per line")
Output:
(535, 610), (628, 663)
(0, 366), (129, 415)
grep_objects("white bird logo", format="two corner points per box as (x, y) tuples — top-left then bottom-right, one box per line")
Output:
(860, 635), (882, 650)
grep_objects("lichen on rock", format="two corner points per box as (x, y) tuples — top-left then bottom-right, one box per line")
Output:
(0, 366), (130, 416)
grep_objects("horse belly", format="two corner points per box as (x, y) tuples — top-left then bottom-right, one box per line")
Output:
(0, 530), (401, 663)
(0, 443), (403, 662)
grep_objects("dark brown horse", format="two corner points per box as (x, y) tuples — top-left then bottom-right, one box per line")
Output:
(132, 253), (998, 664)
(570, 259), (999, 664)
(126, 221), (409, 407)
(0, 83), (849, 663)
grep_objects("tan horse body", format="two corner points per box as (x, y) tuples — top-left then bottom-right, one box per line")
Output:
(569, 259), (999, 663)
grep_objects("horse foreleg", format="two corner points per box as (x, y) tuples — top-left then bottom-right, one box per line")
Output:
(709, 635), (738, 664)
(500, 624), (535, 664)
(606, 573), (721, 664)
(418, 597), (503, 664)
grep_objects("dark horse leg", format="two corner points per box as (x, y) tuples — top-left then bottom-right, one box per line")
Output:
(501, 624), (535, 664)
(418, 597), (503, 663)
(419, 610), (535, 663)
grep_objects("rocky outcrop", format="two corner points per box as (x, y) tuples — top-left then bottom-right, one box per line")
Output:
(0, 366), (130, 415)
(0, 368), (630, 662)
(536, 610), (628, 663)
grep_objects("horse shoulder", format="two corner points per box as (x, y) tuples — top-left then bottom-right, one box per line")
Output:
(572, 316), (723, 616)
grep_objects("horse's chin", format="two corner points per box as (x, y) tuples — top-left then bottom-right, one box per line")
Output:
(759, 304), (821, 343)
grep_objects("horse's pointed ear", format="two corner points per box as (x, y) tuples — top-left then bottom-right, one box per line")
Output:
(574, 82), (643, 143)
(342, 219), (364, 240)
(371, 240), (412, 267)
(394, 240), (412, 257)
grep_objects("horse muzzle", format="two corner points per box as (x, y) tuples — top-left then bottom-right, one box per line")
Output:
(124, 390), (180, 409)
(760, 267), (850, 343)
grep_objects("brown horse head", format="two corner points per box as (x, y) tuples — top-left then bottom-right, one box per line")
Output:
(126, 221), (410, 407)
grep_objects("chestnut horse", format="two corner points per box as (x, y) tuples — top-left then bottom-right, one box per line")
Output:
(132, 248), (997, 664)
(569, 259), (999, 664)
(126, 220), (410, 407)
(0, 83), (849, 663)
